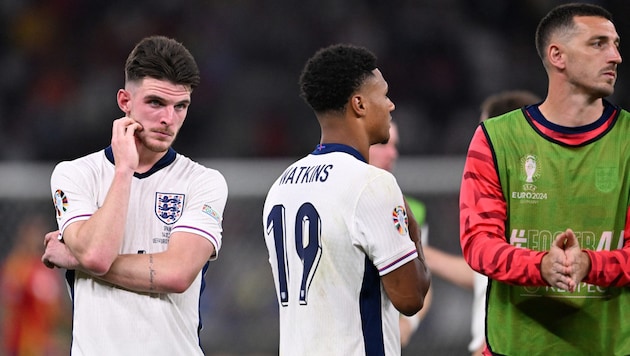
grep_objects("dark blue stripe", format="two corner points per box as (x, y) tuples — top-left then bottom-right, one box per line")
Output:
(65, 269), (76, 351)
(198, 261), (210, 351)
(311, 143), (367, 163)
(104, 146), (177, 178)
(360, 257), (385, 356)
(65, 269), (75, 304)
(524, 99), (618, 134)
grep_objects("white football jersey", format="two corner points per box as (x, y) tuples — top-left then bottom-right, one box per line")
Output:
(51, 147), (227, 356)
(262, 144), (418, 356)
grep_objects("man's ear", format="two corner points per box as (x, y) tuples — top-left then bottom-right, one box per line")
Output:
(117, 89), (131, 115)
(350, 95), (366, 116)
(547, 44), (566, 70)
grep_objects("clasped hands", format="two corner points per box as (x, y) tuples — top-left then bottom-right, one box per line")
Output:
(540, 228), (591, 292)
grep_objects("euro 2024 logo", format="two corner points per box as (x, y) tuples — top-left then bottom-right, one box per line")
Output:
(392, 205), (408, 235)
(521, 154), (541, 191)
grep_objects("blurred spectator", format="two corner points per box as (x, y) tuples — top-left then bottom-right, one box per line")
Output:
(0, 214), (70, 356)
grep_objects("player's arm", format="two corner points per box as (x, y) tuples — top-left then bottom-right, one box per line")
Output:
(460, 127), (548, 286)
(398, 220), (434, 344)
(94, 232), (215, 293)
(399, 286), (432, 347)
(581, 206), (630, 286)
(97, 170), (227, 293)
(61, 170), (132, 276)
(382, 200), (431, 316)
(382, 260), (430, 316)
(58, 118), (141, 276)
(44, 231), (215, 293)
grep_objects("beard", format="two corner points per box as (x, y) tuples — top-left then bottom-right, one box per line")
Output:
(576, 74), (616, 99)
(595, 84), (615, 98)
(137, 131), (176, 153)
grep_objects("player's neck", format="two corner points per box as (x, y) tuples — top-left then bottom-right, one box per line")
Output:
(136, 150), (168, 174)
(539, 93), (604, 127)
(318, 116), (370, 160)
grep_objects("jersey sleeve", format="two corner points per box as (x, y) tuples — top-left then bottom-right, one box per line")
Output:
(583, 206), (630, 286)
(51, 160), (98, 235)
(171, 167), (228, 260)
(459, 126), (547, 286)
(353, 171), (418, 276)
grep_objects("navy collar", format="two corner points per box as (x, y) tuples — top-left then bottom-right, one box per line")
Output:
(524, 99), (618, 134)
(104, 146), (177, 178)
(311, 143), (366, 163)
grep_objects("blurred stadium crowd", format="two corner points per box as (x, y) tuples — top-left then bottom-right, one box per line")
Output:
(2, 0), (627, 163)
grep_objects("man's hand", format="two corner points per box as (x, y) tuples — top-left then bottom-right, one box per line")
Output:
(561, 228), (591, 291)
(541, 232), (575, 291)
(111, 117), (143, 173)
(541, 229), (592, 292)
(42, 230), (80, 270)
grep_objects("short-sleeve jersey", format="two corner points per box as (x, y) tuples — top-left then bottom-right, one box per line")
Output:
(262, 144), (418, 356)
(51, 147), (228, 356)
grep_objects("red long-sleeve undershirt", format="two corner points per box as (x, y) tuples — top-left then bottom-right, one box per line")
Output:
(459, 124), (630, 287)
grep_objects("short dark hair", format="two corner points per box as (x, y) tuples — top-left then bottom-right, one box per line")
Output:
(125, 35), (200, 90)
(535, 3), (613, 62)
(480, 90), (541, 122)
(299, 44), (377, 113)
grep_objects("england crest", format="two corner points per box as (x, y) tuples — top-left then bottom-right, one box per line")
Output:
(595, 167), (617, 193)
(155, 192), (185, 224)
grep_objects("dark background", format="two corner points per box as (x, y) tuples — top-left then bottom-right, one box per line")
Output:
(2, 0), (628, 163)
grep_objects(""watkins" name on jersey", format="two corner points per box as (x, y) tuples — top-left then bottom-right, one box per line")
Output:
(279, 164), (333, 185)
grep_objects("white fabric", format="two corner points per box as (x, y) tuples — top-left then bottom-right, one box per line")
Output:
(51, 149), (227, 356)
(263, 148), (418, 356)
(469, 271), (488, 353)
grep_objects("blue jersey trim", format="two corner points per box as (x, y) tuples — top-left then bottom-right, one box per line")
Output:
(104, 146), (177, 178)
(198, 261), (210, 350)
(65, 269), (76, 349)
(311, 143), (367, 163)
(524, 99), (619, 134)
(360, 257), (385, 356)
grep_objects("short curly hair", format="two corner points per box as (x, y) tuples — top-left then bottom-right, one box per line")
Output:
(125, 35), (200, 90)
(299, 44), (377, 114)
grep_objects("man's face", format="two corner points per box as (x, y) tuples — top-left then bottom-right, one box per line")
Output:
(561, 16), (621, 98)
(360, 68), (396, 146)
(123, 77), (192, 153)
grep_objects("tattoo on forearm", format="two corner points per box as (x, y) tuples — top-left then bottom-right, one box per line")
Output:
(149, 254), (155, 291)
